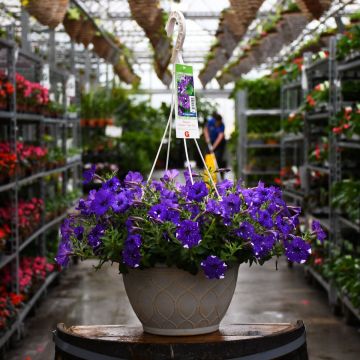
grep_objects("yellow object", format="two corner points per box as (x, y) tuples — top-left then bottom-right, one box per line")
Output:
(204, 153), (217, 185)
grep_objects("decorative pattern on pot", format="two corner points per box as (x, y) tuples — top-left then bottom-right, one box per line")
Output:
(123, 265), (239, 336)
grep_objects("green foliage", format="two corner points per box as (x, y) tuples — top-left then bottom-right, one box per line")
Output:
(323, 255), (360, 308)
(337, 25), (360, 60)
(332, 180), (360, 223)
(81, 88), (118, 119)
(232, 78), (281, 109)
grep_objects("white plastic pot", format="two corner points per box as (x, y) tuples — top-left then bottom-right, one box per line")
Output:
(123, 264), (239, 336)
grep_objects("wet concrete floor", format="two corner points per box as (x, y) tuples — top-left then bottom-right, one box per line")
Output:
(5, 259), (360, 360)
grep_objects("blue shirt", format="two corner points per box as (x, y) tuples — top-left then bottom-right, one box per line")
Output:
(207, 118), (225, 144)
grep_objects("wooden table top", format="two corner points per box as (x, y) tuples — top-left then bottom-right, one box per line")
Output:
(59, 322), (303, 344)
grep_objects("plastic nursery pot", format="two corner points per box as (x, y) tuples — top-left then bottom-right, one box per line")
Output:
(123, 264), (239, 336)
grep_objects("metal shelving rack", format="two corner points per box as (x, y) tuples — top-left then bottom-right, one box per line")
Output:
(0, 21), (82, 350)
(280, 37), (360, 322)
(280, 74), (305, 207)
(235, 90), (281, 185)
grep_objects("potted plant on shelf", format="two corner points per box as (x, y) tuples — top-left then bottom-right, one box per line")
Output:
(56, 168), (324, 336)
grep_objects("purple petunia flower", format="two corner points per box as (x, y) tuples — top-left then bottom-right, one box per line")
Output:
(160, 188), (178, 203)
(88, 224), (106, 249)
(206, 199), (222, 215)
(251, 233), (276, 259)
(162, 169), (179, 182)
(112, 192), (130, 213)
(91, 189), (114, 216)
(103, 176), (121, 192)
(122, 234), (142, 268)
(124, 171), (143, 185)
(201, 255), (227, 279)
(221, 194), (241, 217)
(187, 182), (209, 201)
(151, 180), (164, 192)
(312, 220), (326, 242)
(126, 234), (142, 249)
(83, 164), (96, 184)
(148, 204), (168, 222)
(60, 219), (73, 242)
(276, 215), (294, 237)
(55, 240), (72, 267)
(251, 209), (274, 229)
(176, 220), (202, 248)
(235, 221), (255, 240)
(74, 226), (84, 241)
(217, 179), (233, 196)
(285, 237), (311, 264)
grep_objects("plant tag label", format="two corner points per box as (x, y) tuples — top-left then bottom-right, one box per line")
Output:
(175, 64), (199, 139)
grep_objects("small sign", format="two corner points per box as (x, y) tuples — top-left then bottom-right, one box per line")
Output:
(175, 64), (199, 139)
(41, 64), (50, 89)
(67, 75), (76, 98)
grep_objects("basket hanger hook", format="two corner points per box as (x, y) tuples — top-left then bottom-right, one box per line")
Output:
(166, 10), (186, 64)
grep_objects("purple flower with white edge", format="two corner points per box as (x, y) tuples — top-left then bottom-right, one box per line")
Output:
(122, 233), (142, 268)
(285, 237), (311, 264)
(122, 246), (141, 268)
(201, 255), (227, 279)
(55, 240), (72, 267)
(83, 164), (96, 184)
(126, 234), (142, 249)
(206, 199), (222, 215)
(91, 189), (114, 216)
(251, 233), (276, 258)
(176, 220), (201, 248)
(235, 221), (255, 240)
(113, 192), (131, 213)
(187, 181), (208, 201)
(124, 171), (143, 185)
(88, 224), (106, 249)
(148, 204), (168, 222)
(179, 94), (190, 109)
(312, 220), (326, 242)
(221, 194), (241, 217)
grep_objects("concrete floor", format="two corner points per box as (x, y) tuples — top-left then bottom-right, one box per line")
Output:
(5, 259), (360, 360)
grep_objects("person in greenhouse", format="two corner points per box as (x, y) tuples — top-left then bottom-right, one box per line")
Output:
(204, 112), (226, 177)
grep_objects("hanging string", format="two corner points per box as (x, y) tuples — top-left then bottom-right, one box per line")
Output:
(165, 63), (176, 172)
(194, 139), (221, 199)
(183, 139), (194, 184)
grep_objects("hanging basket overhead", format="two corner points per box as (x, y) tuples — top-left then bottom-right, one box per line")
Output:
(92, 35), (113, 60)
(296, 0), (333, 19)
(114, 58), (140, 86)
(26, 0), (69, 29)
(63, 13), (83, 41)
(76, 19), (96, 47)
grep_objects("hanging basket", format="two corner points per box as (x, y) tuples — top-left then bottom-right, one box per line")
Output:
(216, 72), (234, 87)
(76, 20), (96, 48)
(26, 0), (69, 28)
(92, 35), (112, 59)
(63, 14), (83, 41)
(114, 61), (140, 86)
(296, 0), (332, 19)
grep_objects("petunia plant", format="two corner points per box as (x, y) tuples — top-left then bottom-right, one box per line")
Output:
(55, 168), (325, 279)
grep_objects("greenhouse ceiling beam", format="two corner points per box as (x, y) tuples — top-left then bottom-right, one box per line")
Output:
(91, 11), (222, 20)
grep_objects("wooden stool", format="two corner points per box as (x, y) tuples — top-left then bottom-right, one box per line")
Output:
(54, 321), (308, 360)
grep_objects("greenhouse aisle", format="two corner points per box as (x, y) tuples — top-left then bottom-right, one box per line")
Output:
(5, 259), (360, 360)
